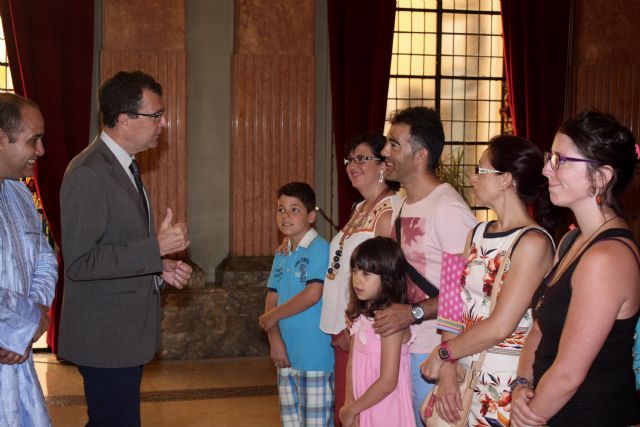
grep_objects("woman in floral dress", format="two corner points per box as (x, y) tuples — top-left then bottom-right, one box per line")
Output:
(420, 135), (555, 426)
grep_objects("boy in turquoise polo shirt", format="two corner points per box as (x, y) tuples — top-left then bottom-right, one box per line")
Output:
(258, 182), (333, 426)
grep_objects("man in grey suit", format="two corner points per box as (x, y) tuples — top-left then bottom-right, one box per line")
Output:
(59, 71), (191, 427)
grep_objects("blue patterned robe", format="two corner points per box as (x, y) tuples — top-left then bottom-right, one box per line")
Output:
(0, 179), (57, 427)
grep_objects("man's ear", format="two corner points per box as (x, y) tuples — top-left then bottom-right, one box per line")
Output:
(414, 146), (429, 167)
(0, 129), (9, 145)
(117, 113), (129, 129)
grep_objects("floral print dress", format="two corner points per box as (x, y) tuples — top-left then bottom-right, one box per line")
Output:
(454, 222), (551, 427)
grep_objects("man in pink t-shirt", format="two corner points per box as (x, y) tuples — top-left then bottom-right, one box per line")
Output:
(374, 106), (477, 424)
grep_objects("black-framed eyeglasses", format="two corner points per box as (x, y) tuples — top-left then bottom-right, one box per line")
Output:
(343, 155), (381, 166)
(125, 110), (165, 120)
(474, 166), (503, 175)
(544, 151), (602, 171)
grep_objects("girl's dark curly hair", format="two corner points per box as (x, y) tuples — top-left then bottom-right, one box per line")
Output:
(345, 237), (408, 321)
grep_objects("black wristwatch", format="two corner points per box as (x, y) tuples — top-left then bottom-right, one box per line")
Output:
(411, 303), (424, 324)
(509, 376), (532, 393)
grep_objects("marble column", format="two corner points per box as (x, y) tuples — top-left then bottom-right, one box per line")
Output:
(231, 0), (315, 256)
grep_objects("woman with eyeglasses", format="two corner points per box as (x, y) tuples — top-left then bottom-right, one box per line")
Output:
(419, 135), (555, 426)
(320, 133), (400, 426)
(511, 111), (640, 427)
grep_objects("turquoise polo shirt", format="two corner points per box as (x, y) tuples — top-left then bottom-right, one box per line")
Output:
(267, 228), (333, 372)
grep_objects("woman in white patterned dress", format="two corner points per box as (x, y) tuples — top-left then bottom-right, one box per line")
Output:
(420, 135), (556, 426)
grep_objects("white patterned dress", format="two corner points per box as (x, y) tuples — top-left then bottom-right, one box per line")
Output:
(445, 221), (551, 427)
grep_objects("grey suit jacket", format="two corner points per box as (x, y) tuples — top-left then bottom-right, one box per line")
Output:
(58, 137), (163, 368)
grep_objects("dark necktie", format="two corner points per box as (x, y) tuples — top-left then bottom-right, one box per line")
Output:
(129, 159), (149, 224)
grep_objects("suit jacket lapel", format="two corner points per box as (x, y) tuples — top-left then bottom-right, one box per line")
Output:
(95, 139), (150, 232)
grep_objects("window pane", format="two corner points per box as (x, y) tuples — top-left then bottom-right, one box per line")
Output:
(398, 11), (412, 32)
(479, 35), (492, 57)
(441, 99), (452, 120)
(398, 33), (412, 54)
(412, 11), (425, 32)
(453, 13), (467, 33)
(453, 34), (467, 55)
(442, 34), (454, 55)
(478, 80), (490, 100)
(425, 34), (437, 54)
(424, 54), (436, 75)
(452, 79), (465, 99)
(388, 78), (398, 98)
(412, 33), (425, 53)
(411, 55), (424, 75)
(424, 13), (437, 33)
(390, 54), (398, 74)
(441, 56), (453, 75)
(423, 79), (436, 99)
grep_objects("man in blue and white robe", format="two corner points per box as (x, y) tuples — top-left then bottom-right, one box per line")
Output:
(0, 93), (57, 427)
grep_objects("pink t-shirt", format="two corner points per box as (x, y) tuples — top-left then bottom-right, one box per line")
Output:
(391, 183), (477, 354)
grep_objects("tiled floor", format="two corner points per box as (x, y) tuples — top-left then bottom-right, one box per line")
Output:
(35, 353), (281, 427)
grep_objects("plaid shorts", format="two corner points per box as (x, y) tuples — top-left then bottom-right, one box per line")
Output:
(277, 367), (334, 426)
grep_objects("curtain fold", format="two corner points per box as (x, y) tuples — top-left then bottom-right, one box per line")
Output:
(500, 0), (572, 152)
(0, 0), (94, 352)
(327, 0), (396, 226)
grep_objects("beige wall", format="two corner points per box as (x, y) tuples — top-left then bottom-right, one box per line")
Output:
(187, 0), (234, 281)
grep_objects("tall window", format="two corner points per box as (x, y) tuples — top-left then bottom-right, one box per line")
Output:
(386, 0), (509, 220)
(0, 20), (12, 92)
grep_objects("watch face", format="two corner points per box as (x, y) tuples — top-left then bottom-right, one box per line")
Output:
(438, 346), (450, 360)
(412, 305), (424, 320)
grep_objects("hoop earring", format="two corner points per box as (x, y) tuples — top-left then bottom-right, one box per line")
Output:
(377, 170), (384, 183)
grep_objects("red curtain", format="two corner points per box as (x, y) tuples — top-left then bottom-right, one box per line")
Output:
(501, 0), (572, 152)
(327, 0), (396, 226)
(0, 0), (94, 352)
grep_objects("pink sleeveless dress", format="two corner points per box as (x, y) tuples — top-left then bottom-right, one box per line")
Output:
(349, 315), (416, 427)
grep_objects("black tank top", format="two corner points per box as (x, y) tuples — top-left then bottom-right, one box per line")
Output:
(532, 228), (640, 426)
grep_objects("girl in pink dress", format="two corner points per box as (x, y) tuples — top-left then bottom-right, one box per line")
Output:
(339, 237), (416, 427)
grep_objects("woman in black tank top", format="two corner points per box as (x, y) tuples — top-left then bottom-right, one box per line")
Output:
(511, 111), (640, 427)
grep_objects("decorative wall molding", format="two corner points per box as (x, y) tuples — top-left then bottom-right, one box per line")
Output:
(231, 53), (315, 256)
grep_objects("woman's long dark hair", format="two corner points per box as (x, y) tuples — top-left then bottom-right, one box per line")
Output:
(345, 237), (408, 321)
(487, 135), (565, 232)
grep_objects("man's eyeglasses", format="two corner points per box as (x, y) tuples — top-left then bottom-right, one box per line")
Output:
(475, 166), (503, 175)
(126, 110), (165, 120)
(544, 152), (602, 171)
(343, 155), (381, 166)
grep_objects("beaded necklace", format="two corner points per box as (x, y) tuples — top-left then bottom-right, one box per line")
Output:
(326, 188), (392, 280)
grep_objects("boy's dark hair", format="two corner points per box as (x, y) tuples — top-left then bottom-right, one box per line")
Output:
(389, 106), (445, 171)
(277, 182), (316, 213)
(346, 237), (408, 321)
(99, 70), (163, 128)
